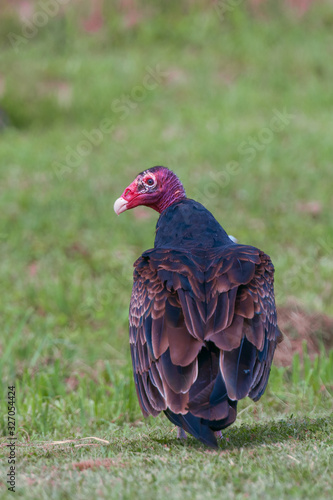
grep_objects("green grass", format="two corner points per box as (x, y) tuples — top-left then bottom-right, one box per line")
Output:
(1, 415), (332, 500)
(0, 2), (333, 498)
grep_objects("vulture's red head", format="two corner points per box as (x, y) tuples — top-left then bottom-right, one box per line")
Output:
(114, 166), (186, 215)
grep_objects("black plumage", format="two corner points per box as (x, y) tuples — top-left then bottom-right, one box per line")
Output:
(116, 169), (282, 447)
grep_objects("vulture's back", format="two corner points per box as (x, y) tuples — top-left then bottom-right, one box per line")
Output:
(154, 199), (233, 250)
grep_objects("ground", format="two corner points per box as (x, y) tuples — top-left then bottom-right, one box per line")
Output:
(0, 2), (332, 499)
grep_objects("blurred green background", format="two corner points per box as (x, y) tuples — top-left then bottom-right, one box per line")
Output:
(0, 1), (332, 498)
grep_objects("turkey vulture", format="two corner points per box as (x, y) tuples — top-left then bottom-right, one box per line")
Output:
(114, 166), (282, 448)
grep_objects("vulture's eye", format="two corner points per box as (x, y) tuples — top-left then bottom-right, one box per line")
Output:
(146, 178), (154, 186)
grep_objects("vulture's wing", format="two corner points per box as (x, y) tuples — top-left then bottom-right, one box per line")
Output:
(129, 250), (200, 418)
(209, 247), (283, 402)
(129, 245), (281, 439)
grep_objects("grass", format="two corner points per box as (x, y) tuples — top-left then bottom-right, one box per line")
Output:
(1, 415), (332, 500)
(0, 1), (332, 498)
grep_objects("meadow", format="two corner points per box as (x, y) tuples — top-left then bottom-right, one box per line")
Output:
(0, 2), (332, 498)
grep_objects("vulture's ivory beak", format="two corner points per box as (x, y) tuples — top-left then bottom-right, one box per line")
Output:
(114, 197), (128, 215)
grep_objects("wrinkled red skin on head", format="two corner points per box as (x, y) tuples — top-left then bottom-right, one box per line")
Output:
(120, 167), (186, 214)
(120, 177), (160, 212)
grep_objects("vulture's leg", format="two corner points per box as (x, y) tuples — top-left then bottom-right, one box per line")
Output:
(215, 431), (223, 439)
(177, 427), (187, 440)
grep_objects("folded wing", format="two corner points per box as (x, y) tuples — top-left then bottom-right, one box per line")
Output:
(129, 244), (282, 444)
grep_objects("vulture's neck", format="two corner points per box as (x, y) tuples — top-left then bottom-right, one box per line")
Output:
(156, 191), (186, 213)
(151, 177), (186, 214)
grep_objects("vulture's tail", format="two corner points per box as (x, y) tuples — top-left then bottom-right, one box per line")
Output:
(164, 409), (218, 448)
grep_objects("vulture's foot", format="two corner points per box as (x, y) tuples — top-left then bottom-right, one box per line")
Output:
(177, 427), (187, 440)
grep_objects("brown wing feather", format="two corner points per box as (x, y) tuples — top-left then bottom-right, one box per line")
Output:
(219, 249), (282, 400)
(129, 245), (281, 421)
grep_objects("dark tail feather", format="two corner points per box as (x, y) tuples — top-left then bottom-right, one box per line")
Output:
(202, 399), (238, 430)
(164, 409), (218, 448)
